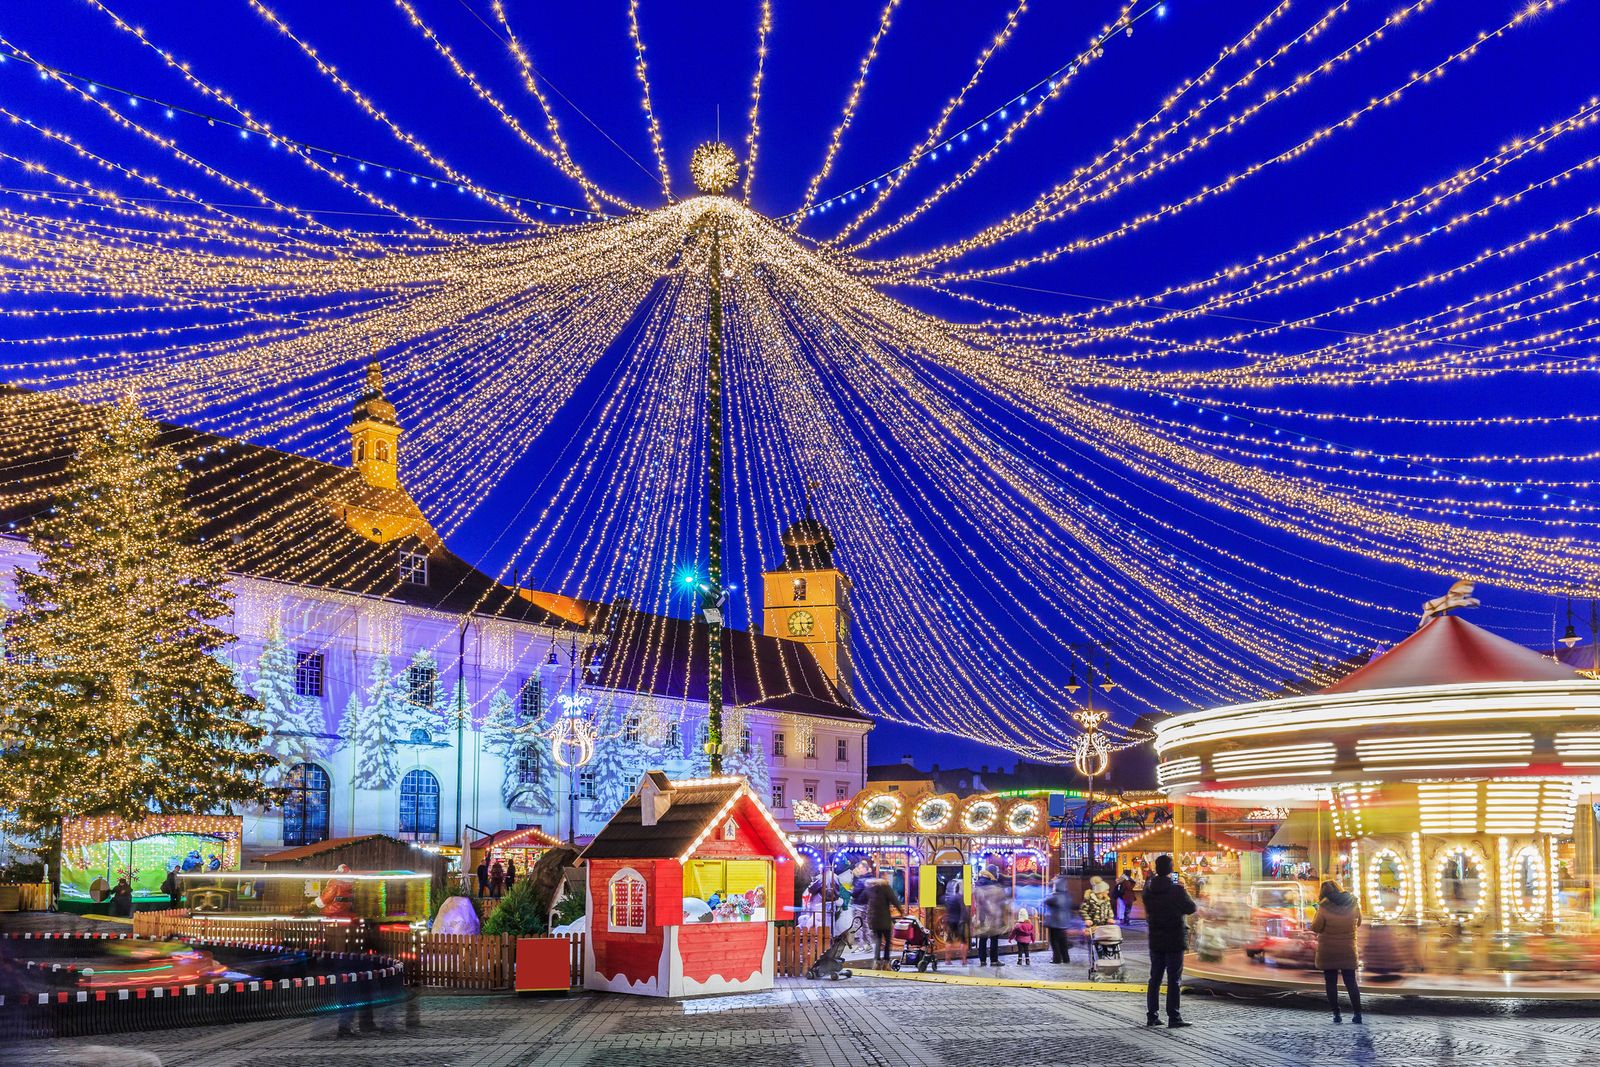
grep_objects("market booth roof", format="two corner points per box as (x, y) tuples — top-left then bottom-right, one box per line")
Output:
(470, 826), (562, 853)
(1113, 824), (1258, 857)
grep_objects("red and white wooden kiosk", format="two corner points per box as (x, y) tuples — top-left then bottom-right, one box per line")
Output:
(580, 772), (798, 997)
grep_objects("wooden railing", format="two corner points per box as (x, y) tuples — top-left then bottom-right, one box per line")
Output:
(774, 923), (833, 978)
(133, 910), (583, 990)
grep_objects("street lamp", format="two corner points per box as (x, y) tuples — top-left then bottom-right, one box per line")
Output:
(1066, 642), (1116, 875)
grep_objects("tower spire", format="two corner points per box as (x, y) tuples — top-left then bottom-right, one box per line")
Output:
(350, 359), (402, 489)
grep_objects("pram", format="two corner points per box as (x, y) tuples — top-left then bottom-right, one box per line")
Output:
(805, 914), (861, 981)
(889, 916), (938, 972)
(1087, 923), (1126, 982)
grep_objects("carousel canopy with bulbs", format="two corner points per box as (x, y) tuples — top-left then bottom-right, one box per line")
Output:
(1153, 613), (1600, 802)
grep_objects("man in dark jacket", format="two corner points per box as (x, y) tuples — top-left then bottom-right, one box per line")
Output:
(1042, 874), (1073, 964)
(865, 876), (904, 968)
(1142, 854), (1196, 1027)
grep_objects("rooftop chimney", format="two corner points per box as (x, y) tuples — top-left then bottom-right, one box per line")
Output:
(639, 771), (673, 827)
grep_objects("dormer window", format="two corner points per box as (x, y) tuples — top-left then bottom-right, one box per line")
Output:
(792, 577), (808, 602)
(399, 549), (429, 586)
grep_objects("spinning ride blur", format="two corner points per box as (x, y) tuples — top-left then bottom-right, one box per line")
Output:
(1155, 610), (1600, 995)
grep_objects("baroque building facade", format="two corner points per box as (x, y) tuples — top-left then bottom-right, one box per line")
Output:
(0, 372), (871, 851)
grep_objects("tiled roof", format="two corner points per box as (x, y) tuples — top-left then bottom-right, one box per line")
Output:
(0, 391), (573, 626)
(584, 604), (868, 722)
(580, 780), (744, 860)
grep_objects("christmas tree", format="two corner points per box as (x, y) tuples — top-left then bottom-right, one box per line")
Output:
(588, 702), (651, 814)
(347, 654), (404, 788)
(0, 398), (272, 842)
(482, 689), (556, 813)
(251, 620), (327, 780)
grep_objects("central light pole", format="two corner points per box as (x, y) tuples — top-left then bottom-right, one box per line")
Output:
(703, 222), (727, 776)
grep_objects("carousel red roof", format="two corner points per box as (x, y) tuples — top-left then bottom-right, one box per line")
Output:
(1322, 614), (1580, 695)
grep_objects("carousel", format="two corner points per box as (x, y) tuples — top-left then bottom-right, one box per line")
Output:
(792, 783), (1050, 939)
(1154, 604), (1600, 997)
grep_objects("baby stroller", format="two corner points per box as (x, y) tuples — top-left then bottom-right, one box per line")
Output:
(890, 916), (938, 972)
(1087, 923), (1126, 982)
(805, 914), (860, 981)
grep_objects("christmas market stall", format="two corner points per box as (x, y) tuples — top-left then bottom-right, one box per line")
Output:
(793, 784), (1049, 938)
(59, 814), (243, 913)
(580, 772), (798, 997)
(468, 825), (563, 885)
(175, 834), (446, 923)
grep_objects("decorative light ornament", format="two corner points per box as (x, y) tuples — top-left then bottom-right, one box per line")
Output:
(859, 792), (902, 830)
(691, 142), (740, 195)
(912, 795), (954, 831)
(961, 798), (998, 833)
(1073, 732), (1110, 778)
(1005, 801), (1042, 834)
(1365, 847), (1410, 922)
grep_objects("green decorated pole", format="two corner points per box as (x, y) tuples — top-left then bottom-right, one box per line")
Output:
(704, 223), (726, 776)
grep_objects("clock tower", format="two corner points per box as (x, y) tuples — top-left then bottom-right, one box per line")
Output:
(762, 517), (853, 696)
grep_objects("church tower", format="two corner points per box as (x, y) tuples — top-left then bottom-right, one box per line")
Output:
(350, 361), (401, 489)
(762, 517), (853, 696)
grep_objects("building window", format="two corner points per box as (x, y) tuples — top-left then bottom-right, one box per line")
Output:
(772, 782), (786, 809)
(408, 663), (437, 708)
(516, 744), (541, 786)
(518, 678), (542, 721)
(836, 738), (848, 762)
(398, 549), (428, 586)
(375, 440), (390, 463)
(836, 782), (848, 802)
(666, 719), (682, 751)
(741, 728), (752, 756)
(607, 867), (647, 933)
(772, 733), (786, 757)
(806, 734), (817, 759)
(282, 763), (330, 847)
(792, 577), (808, 602)
(399, 769), (440, 839)
(579, 770), (597, 801)
(623, 715), (641, 744)
(804, 781), (818, 804)
(293, 651), (324, 698)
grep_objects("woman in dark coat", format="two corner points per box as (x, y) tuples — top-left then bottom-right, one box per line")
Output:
(1311, 879), (1362, 1023)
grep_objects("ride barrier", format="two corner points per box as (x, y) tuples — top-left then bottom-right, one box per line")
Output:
(775, 923), (834, 978)
(0, 932), (405, 1038)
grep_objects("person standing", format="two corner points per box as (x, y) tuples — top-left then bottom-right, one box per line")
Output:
(1143, 854), (1197, 1028)
(489, 859), (505, 899)
(1011, 908), (1036, 965)
(972, 866), (1011, 967)
(476, 857), (489, 897)
(1117, 869), (1137, 923)
(1043, 874), (1073, 964)
(1312, 879), (1363, 1023)
(865, 875), (904, 969)
(504, 856), (517, 892)
(942, 878), (970, 963)
(161, 865), (182, 907)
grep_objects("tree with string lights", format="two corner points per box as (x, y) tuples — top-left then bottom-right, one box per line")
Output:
(0, 398), (273, 852)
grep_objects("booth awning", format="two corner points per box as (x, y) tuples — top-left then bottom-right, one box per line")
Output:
(1114, 825), (1258, 856)
(469, 826), (562, 852)
(1268, 809), (1333, 850)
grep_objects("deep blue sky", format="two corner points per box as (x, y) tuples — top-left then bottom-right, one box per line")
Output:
(3, 0), (1598, 773)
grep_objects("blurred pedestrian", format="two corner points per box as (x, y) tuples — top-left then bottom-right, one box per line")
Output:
(504, 856), (517, 891)
(489, 860), (505, 899)
(1117, 869), (1137, 923)
(864, 875), (904, 969)
(1143, 854), (1196, 1028)
(942, 877), (970, 963)
(476, 857), (489, 897)
(1043, 874), (1073, 964)
(1312, 879), (1363, 1024)
(972, 866), (1012, 967)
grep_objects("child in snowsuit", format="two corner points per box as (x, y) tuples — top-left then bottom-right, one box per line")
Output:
(1012, 908), (1036, 964)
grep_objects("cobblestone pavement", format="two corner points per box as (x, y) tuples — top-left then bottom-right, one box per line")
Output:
(18, 974), (1600, 1067)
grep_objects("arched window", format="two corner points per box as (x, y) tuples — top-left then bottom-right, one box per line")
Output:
(792, 577), (808, 602)
(607, 867), (647, 933)
(375, 440), (390, 462)
(283, 762), (330, 847)
(515, 743), (541, 785)
(399, 769), (440, 840)
(355, 441), (366, 462)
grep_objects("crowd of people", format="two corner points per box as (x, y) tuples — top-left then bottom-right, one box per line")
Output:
(474, 855), (518, 898)
(834, 852), (1365, 1029)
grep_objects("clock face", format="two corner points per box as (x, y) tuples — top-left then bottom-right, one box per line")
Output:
(787, 609), (815, 636)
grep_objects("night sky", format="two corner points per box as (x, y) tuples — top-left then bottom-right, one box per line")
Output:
(3, 0), (1598, 772)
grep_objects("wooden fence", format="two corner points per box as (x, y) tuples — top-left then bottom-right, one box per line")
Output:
(774, 923), (832, 978)
(132, 910), (583, 990)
